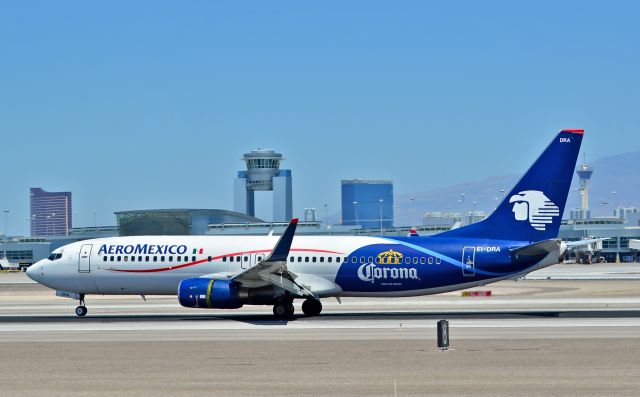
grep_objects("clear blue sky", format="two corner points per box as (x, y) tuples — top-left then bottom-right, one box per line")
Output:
(1, 1), (639, 235)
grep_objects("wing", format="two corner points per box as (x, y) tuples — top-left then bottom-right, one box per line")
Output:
(565, 237), (610, 247)
(229, 218), (316, 299)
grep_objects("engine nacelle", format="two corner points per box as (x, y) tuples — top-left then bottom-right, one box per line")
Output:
(178, 278), (242, 309)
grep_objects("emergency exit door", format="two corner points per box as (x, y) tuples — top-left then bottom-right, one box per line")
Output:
(461, 247), (475, 276)
(78, 244), (92, 273)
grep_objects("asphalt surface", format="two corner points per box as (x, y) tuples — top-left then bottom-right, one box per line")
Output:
(1, 268), (640, 396)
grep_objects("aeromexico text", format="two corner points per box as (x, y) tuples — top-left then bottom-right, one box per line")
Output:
(97, 244), (188, 255)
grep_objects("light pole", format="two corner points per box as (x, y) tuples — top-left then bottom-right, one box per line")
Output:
(51, 213), (56, 236)
(352, 201), (359, 229)
(379, 198), (384, 236)
(93, 210), (97, 228)
(2, 210), (9, 261)
(323, 203), (330, 235)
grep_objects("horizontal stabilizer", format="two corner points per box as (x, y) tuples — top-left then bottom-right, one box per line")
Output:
(511, 239), (560, 259)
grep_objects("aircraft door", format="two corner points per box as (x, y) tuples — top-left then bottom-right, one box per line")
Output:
(78, 244), (93, 273)
(241, 254), (264, 269)
(240, 253), (251, 269)
(461, 247), (475, 277)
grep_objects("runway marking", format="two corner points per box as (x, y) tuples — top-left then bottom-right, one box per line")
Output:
(2, 317), (640, 333)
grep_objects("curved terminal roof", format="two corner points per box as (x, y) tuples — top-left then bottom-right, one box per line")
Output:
(115, 209), (263, 236)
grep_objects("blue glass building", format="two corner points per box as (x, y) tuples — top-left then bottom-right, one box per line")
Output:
(341, 180), (394, 229)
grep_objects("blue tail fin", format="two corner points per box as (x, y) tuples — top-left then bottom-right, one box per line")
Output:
(437, 129), (583, 242)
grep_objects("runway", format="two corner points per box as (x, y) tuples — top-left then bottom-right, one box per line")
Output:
(1, 271), (640, 396)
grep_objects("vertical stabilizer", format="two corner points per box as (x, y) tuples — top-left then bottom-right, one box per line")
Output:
(437, 130), (583, 242)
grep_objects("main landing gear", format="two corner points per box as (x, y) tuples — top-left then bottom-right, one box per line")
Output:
(75, 294), (87, 317)
(272, 298), (323, 320)
(301, 298), (322, 317)
(273, 300), (295, 320)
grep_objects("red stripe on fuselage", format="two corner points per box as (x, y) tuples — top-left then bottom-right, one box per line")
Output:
(107, 248), (344, 273)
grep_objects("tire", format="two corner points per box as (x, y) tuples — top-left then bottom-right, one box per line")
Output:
(302, 299), (322, 317)
(75, 306), (87, 317)
(286, 303), (295, 318)
(273, 303), (294, 320)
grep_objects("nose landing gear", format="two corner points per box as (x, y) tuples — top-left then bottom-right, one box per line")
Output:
(75, 294), (87, 317)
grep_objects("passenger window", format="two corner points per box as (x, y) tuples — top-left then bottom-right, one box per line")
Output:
(131, 256), (135, 262)
(117, 256), (122, 262)
(328, 257), (332, 263)
(289, 256), (294, 262)
(405, 257), (410, 264)
(110, 256), (114, 261)
(161, 256), (165, 262)
(257, 256), (263, 261)
(305, 257), (309, 262)
(103, 256), (107, 261)
(192, 256), (196, 262)
(208, 256), (212, 262)
(368, 256), (373, 263)
(222, 257), (226, 262)
(351, 257), (356, 263)
(436, 257), (441, 264)
(312, 257), (316, 262)
(360, 257), (365, 263)
(168, 256), (173, 262)
(145, 256), (149, 262)
(413, 257), (418, 264)
(243, 256), (248, 262)
(320, 257), (324, 263)
(420, 257), (426, 264)
(124, 256), (128, 262)
(153, 256), (157, 262)
(428, 257), (433, 264)
(138, 256), (143, 262)
(298, 256), (302, 262)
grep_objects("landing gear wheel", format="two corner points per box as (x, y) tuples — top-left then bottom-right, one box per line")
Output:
(75, 306), (87, 317)
(273, 302), (294, 320)
(302, 299), (322, 317)
(286, 303), (295, 318)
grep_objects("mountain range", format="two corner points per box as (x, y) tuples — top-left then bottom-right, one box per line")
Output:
(393, 151), (640, 226)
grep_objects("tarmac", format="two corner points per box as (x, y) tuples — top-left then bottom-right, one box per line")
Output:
(1, 265), (640, 396)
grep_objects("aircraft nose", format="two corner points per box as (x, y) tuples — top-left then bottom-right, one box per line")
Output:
(26, 261), (42, 282)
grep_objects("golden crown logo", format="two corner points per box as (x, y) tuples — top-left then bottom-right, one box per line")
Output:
(376, 249), (403, 265)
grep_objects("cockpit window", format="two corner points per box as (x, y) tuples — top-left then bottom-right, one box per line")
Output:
(48, 253), (62, 261)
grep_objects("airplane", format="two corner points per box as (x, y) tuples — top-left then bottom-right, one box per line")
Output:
(27, 129), (584, 319)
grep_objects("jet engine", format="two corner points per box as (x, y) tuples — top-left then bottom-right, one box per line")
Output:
(178, 278), (242, 309)
(178, 278), (278, 309)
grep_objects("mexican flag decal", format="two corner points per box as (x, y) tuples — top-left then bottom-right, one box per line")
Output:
(193, 248), (204, 255)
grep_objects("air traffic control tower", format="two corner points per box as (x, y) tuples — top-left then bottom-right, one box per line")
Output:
(233, 149), (292, 222)
(576, 155), (594, 218)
